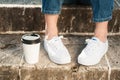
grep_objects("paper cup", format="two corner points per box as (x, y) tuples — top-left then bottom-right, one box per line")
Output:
(21, 33), (41, 64)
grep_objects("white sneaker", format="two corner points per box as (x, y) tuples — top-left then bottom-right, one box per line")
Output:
(44, 36), (71, 64)
(78, 37), (108, 66)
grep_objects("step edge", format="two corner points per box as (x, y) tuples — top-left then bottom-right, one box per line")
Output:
(0, 4), (42, 8)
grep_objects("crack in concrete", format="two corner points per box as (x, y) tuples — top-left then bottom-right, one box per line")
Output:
(18, 55), (24, 80)
(0, 44), (16, 49)
(111, 17), (118, 33)
(105, 54), (112, 80)
(115, 0), (120, 7)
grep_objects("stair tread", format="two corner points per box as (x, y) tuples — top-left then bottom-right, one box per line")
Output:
(0, 34), (120, 80)
(0, 34), (119, 69)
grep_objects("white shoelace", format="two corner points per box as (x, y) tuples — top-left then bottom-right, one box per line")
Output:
(49, 36), (64, 50)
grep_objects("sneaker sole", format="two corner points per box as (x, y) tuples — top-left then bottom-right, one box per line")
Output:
(49, 56), (71, 64)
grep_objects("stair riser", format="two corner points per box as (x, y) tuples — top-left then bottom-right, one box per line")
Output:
(0, 7), (119, 34)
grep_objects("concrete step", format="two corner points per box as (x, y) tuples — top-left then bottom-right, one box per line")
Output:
(0, 2), (120, 34)
(0, 34), (120, 80)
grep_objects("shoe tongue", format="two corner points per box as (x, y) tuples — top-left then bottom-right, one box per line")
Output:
(48, 36), (59, 43)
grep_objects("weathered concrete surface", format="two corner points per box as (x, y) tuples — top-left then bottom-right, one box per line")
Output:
(0, 34), (120, 80)
(0, 35), (23, 66)
(0, 35), (23, 80)
(106, 36), (120, 80)
(0, 66), (19, 80)
(0, 8), (44, 32)
(0, 5), (120, 34)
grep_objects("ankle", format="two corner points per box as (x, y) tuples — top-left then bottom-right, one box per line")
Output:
(94, 35), (107, 42)
(45, 34), (58, 40)
(45, 28), (58, 40)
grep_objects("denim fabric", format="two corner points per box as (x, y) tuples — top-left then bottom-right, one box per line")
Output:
(42, 0), (114, 22)
(41, 0), (64, 14)
(90, 0), (114, 22)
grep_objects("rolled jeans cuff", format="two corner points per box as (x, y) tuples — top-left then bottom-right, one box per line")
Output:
(93, 16), (112, 22)
(42, 10), (61, 14)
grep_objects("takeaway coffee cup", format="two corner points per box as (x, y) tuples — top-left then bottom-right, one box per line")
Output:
(21, 33), (41, 64)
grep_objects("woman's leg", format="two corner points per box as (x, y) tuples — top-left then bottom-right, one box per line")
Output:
(42, 0), (71, 64)
(78, 0), (110, 42)
(45, 14), (59, 40)
(94, 21), (108, 42)
(91, 0), (114, 42)
(78, 0), (114, 65)
(42, 0), (64, 40)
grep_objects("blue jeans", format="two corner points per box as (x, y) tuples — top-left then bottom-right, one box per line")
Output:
(42, 0), (114, 22)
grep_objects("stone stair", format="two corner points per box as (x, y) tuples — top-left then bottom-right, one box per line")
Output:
(0, 35), (120, 80)
(0, 0), (120, 80)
